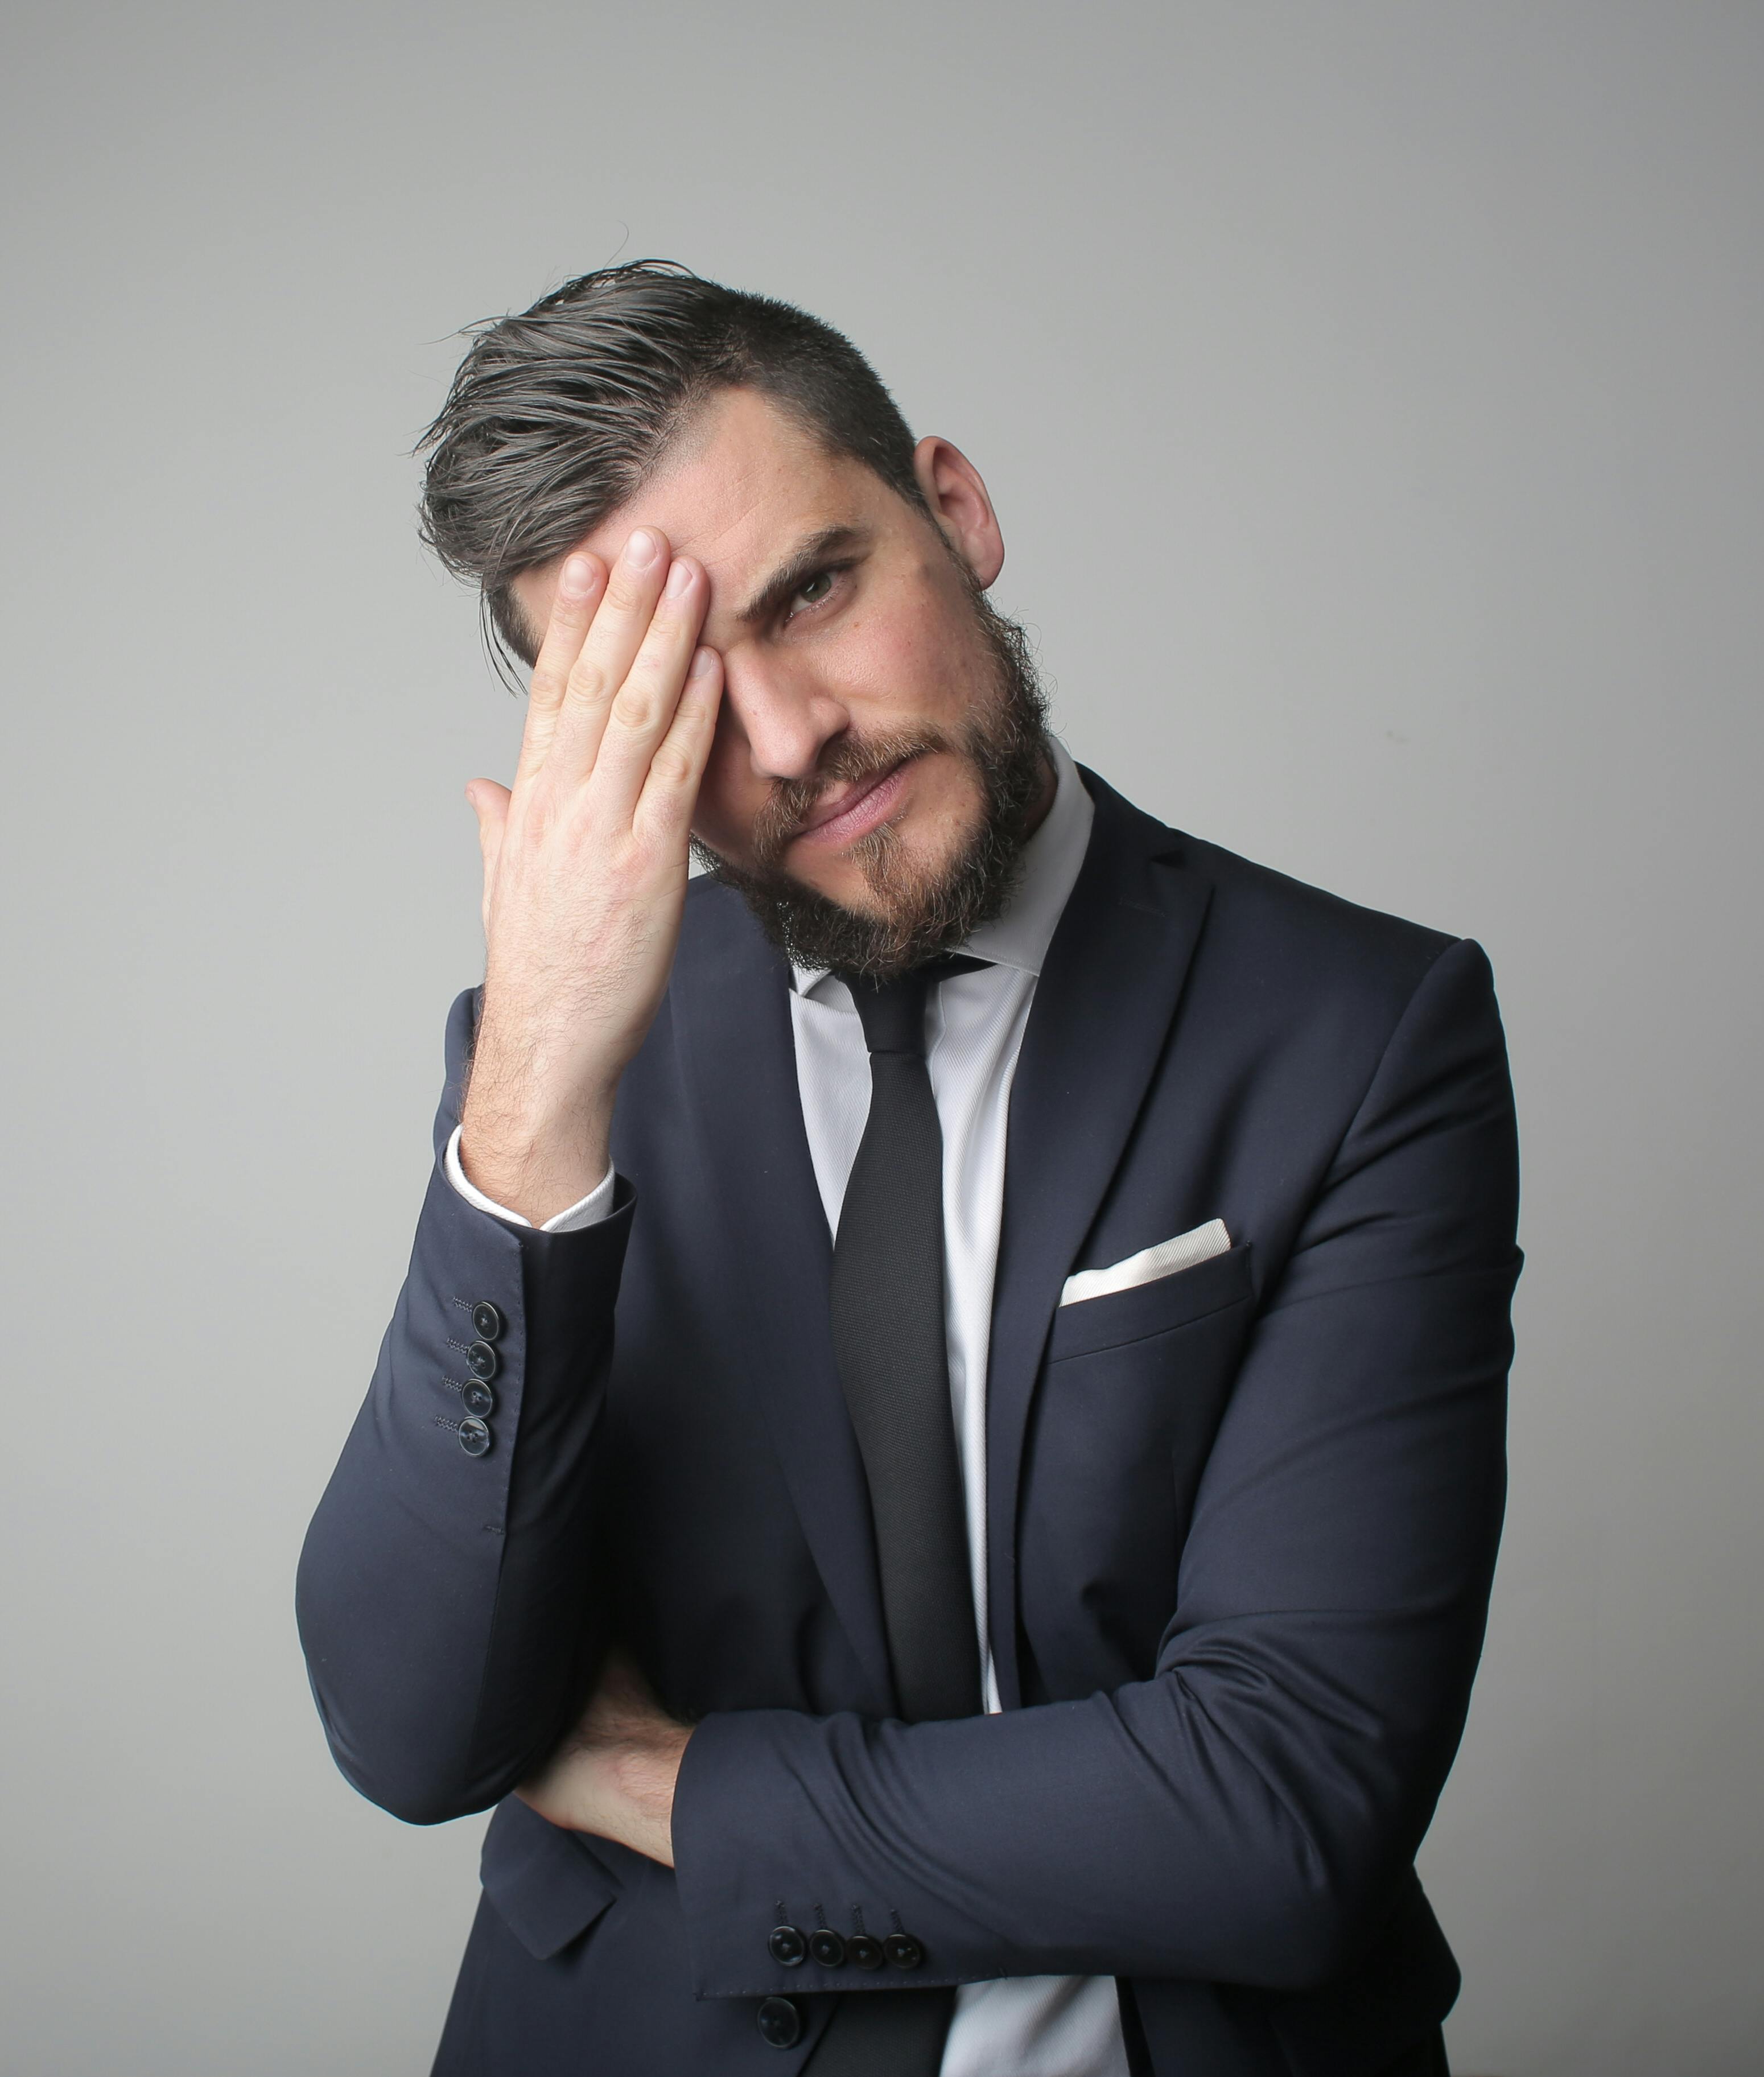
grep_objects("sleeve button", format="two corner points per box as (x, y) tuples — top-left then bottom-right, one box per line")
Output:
(757, 1997), (802, 2049)
(457, 1417), (492, 1458)
(465, 1341), (500, 1380)
(847, 1932), (883, 1970)
(471, 1301), (504, 1341)
(461, 1380), (496, 1419)
(807, 1928), (846, 1967)
(768, 1924), (806, 1968)
(884, 1931), (924, 1971)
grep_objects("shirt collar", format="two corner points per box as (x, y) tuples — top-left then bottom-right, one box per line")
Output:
(790, 736), (1094, 999)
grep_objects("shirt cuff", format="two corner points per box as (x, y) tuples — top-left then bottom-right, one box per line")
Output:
(443, 1124), (618, 1233)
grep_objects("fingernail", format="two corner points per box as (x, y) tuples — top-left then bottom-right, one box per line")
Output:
(689, 646), (718, 679)
(665, 557), (695, 599)
(625, 529), (660, 570)
(559, 554), (595, 597)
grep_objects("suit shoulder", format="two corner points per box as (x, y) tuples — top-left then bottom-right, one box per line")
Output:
(1181, 834), (1456, 970)
(1157, 830), (1491, 1052)
(1083, 765), (1468, 998)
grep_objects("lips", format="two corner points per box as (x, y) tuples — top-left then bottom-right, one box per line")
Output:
(794, 759), (912, 848)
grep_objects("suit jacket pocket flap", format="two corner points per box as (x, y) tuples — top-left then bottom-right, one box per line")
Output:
(480, 1796), (620, 1960)
(1046, 1241), (1254, 1363)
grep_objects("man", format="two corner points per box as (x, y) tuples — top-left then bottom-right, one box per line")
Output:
(298, 261), (1519, 2077)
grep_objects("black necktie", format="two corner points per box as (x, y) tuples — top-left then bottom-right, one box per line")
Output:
(832, 954), (987, 1723)
(806, 955), (986, 2076)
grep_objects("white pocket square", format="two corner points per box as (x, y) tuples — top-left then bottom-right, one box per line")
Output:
(1058, 1219), (1232, 1307)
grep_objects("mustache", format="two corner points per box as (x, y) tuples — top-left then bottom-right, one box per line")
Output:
(748, 726), (953, 869)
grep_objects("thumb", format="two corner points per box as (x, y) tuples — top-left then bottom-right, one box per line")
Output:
(465, 780), (512, 937)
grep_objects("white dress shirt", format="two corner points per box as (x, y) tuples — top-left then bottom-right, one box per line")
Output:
(447, 737), (1129, 2077)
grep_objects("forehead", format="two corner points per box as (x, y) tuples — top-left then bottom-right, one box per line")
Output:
(542, 387), (891, 607)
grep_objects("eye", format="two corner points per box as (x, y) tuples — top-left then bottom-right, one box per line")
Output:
(792, 570), (835, 611)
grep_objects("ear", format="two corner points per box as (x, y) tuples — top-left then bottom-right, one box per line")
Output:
(912, 436), (1005, 588)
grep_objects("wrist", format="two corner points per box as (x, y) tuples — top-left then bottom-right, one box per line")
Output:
(456, 1100), (613, 1227)
(603, 1721), (689, 1868)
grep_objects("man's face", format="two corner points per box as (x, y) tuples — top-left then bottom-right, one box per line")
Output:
(510, 387), (1050, 973)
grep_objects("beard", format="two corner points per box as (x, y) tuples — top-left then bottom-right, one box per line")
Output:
(691, 583), (1053, 980)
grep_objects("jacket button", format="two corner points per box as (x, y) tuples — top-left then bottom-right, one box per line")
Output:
(461, 1379), (496, 1419)
(457, 1417), (492, 1458)
(847, 1932), (883, 1970)
(768, 1924), (806, 1968)
(465, 1341), (500, 1380)
(884, 1931), (924, 1971)
(757, 1996), (802, 2049)
(471, 1301), (504, 1341)
(808, 1928), (846, 1968)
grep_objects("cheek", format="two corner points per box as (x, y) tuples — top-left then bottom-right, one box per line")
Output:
(831, 601), (975, 728)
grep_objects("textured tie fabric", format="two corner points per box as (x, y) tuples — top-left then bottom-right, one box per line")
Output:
(831, 954), (988, 1724)
(805, 954), (988, 2077)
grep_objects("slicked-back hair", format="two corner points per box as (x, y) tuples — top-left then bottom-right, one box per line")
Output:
(416, 261), (928, 674)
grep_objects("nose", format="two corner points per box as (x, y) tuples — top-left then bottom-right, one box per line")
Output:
(718, 652), (850, 784)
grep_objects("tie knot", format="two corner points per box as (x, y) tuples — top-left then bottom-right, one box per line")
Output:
(839, 954), (988, 1057)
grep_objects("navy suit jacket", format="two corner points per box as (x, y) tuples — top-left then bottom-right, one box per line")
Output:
(297, 769), (1520, 2076)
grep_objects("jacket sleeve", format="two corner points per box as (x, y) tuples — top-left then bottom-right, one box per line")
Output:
(669, 937), (1520, 1996)
(295, 988), (634, 1825)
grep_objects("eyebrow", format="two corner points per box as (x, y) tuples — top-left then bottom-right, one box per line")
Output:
(735, 523), (872, 626)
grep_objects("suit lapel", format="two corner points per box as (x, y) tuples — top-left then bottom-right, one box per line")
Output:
(671, 889), (896, 1716)
(984, 772), (1213, 1708)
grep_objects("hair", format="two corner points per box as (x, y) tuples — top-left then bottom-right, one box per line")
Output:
(415, 260), (927, 674)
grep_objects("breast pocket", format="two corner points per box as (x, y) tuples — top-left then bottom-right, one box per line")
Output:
(1045, 1239), (1255, 1363)
(1019, 1243), (1257, 1698)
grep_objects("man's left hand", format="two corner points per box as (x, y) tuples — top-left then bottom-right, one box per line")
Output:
(517, 1650), (691, 1867)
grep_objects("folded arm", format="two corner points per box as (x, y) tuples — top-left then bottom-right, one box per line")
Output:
(660, 936), (1519, 1996)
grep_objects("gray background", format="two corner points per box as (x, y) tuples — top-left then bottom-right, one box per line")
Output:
(3, 4), (1759, 2072)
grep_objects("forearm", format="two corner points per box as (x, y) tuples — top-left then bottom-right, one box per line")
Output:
(672, 1605), (1472, 1999)
(517, 1648), (691, 1866)
(302, 525), (723, 1823)
(670, 1208), (1515, 2002)
(296, 1155), (633, 1824)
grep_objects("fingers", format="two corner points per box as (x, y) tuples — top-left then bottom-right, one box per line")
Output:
(510, 526), (710, 835)
(634, 646), (723, 842)
(549, 528), (690, 782)
(584, 547), (712, 816)
(519, 553), (606, 782)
